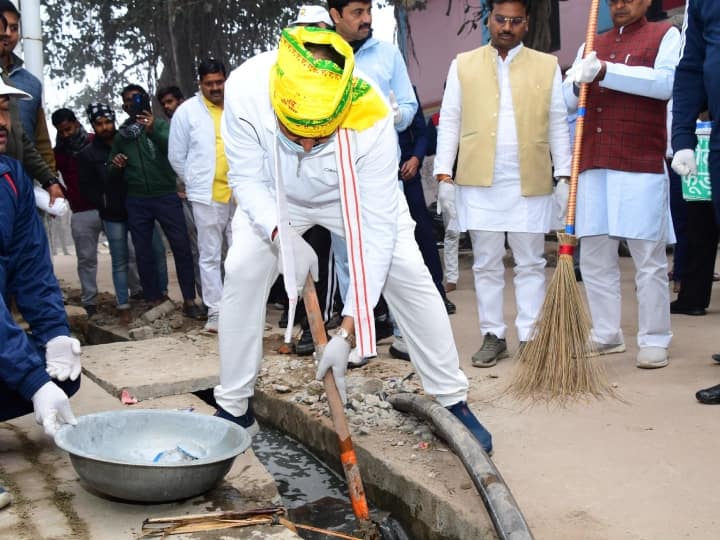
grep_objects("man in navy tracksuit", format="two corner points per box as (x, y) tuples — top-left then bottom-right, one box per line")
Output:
(0, 81), (81, 510)
(671, 0), (720, 404)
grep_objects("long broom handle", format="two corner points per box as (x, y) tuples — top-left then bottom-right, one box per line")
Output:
(566, 0), (602, 235)
(302, 274), (373, 525)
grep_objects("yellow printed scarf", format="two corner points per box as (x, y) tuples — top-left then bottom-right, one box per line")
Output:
(270, 26), (388, 138)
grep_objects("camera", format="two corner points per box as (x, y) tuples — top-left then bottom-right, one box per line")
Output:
(130, 93), (151, 117)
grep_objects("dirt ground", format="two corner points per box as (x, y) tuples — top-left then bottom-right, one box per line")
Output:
(49, 246), (720, 540)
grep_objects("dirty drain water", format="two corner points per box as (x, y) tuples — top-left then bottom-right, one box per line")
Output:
(252, 426), (360, 539)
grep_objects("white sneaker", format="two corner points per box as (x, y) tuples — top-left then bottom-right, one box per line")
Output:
(636, 347), (669, 369)
(347, 347), (370, 369)
(587, 341), (626, 357)
(0, 486), (10, 510)
(204, 312), (219, 333)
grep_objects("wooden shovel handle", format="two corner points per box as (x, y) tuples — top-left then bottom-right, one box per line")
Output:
(302, 274), (371, 523)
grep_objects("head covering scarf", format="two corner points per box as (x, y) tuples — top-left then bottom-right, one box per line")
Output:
(86, 102), (116, 125)
(270, 26), (387, 138)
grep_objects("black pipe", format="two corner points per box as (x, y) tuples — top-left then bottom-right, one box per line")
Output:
(387, 394), (534, 540)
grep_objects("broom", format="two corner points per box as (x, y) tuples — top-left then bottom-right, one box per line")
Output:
(507, 0), (616, 402)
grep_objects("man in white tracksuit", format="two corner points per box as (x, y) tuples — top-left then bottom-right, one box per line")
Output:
(213, 26), (493, 454)
(169, 59), (235, 333)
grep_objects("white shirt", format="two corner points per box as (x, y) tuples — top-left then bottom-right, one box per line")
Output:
(435, 44), (572, 233)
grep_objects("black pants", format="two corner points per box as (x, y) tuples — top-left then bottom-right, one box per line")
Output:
(675, 201), (718, 309)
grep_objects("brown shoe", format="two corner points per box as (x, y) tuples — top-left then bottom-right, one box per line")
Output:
(118, 309), (132, 326)
(444, 282), (457, 293)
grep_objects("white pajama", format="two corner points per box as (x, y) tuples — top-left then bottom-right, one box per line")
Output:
(215, 201), (468, 416)
(469, 231), (546, 341)
(191, 199), (235, 314)
(577, 169), (673, 349)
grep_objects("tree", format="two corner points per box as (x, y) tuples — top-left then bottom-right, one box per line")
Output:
(42, 1), (297, 111)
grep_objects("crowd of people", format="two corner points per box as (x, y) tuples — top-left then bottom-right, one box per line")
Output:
(1, 0), (719, 512)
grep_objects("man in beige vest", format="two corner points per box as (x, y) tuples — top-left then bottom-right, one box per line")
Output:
(434, 0), (571, 367)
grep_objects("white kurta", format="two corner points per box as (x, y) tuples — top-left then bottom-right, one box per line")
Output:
(563, 26), (681, 242)
(434, 44), (572, 233)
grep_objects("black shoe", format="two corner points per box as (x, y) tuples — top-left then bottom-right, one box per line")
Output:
(325, 313), (342, 331)
(183, 303), (207, 320)
(375, 316), (394, 342)
(670, 300), (706, 316)
(214, 401), (260, 435)
(711, 354), (720, 364)
(84, 305), (97, 317)
(295, 328), (315, 356)
(696, 383), (720, 405)
(444, 297), (456, 315)
(574, 266), (582, 282)
(279, 309), (288, 328)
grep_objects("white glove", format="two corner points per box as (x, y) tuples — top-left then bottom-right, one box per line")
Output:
(671, 148), (698, 177)
(573, 51), (603, 84)
(554, 180), (569, 225)
(45, 335), (82, 382)
(388, 90), (402, 126)
(437, 181), (456, 218)
(316, 334), (351, 404)
(273, 227), (319, 296)
(31, 382), (78, 437)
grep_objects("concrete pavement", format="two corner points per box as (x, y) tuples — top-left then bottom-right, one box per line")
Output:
(33, 248), (720, 539)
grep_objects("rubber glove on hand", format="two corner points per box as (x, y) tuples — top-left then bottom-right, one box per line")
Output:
(437, 181), (457, 219)
(45, 335), (82, 382)
(671, 148), (697, 177)
(316, 334), (351, 404)
(554, 179), (570, 225)
(574, 51), (603, 84)
(273, 227), (319, 296)
(388, 90), (402, 126)
(31, 382), (78, 437)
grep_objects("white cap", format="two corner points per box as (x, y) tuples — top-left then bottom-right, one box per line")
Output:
(291, 5), (334, 27)
(0, 79), (30, 100)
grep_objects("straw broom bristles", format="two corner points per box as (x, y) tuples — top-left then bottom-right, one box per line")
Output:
(505, 0), (620, 403)
(507, 233), (616, 402)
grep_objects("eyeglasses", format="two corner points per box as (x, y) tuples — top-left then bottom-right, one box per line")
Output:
(607, 0), (635, 5)
(492, 15), (527, 26)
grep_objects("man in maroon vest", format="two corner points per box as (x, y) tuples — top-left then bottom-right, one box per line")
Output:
(563, 0), (680, 369)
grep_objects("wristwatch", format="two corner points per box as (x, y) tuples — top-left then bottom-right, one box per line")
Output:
(334, 327), (356, 348)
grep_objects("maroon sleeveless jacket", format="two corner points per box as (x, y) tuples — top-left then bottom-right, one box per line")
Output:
(579, 18), (672, 174)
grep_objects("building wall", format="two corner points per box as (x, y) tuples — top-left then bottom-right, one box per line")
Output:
(406, 0), (683, 111)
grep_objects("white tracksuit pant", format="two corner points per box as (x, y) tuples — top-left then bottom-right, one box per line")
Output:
(192, 199), (235, 315)
(468, 230), (546, 342)
(214, 200), (469, 416)
(580, 235), (672, 349)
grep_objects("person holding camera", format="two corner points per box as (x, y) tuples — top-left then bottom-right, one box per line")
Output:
(107, 84), (204, 319)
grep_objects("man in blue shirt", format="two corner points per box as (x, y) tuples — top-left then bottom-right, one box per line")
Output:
(0, 79), (82, 511)
(671, 0), (720, 404)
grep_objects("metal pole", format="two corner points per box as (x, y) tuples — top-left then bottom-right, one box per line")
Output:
(18, 0), (44, 82)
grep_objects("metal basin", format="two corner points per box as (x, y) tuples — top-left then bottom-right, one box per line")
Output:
(54, 409), (251, 502)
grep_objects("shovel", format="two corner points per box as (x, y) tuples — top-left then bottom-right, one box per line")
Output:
(302, 274), (380, 540)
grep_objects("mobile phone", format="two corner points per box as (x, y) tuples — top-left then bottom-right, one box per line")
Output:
(131, 93), (151, 117)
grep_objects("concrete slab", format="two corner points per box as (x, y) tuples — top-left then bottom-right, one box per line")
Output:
(0, 377), (297, 540)
(80, 336), (220, 401)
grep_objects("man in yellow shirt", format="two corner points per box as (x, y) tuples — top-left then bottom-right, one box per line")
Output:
(169, 59), (234, 333)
